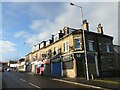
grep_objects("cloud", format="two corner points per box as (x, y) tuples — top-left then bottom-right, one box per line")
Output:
(14, 31), (30, 38)
(26, 2), (118, 46)
(29, 19), (51, 32)
(0, 40), (16, 53)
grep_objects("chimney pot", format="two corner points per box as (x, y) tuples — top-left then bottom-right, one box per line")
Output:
(82, 19), (89, 31)
(97, 23), (103, 34)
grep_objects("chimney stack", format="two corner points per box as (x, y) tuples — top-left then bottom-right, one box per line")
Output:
(60, 30), (62, 33)
(82, 19), (89, 31)
(97, 23), (103, 34)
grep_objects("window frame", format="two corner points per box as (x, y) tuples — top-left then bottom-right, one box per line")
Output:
(64, 41), (69, 52)
(106, 43), (111, 53)
(108, 58), (114, 68)
(74, 37), (82, 50)
(88, 40), (94, 51)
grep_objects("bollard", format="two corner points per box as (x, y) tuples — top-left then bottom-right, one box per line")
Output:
(91, 74), (94, 80)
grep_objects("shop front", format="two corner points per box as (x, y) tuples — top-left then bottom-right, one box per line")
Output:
(74, 52), (99, 78)
(51, 56), (62, 77)
(62, 54), (76, 78)
(43, 59), (51, 76)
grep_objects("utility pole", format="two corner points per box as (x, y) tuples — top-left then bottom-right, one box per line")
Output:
(70, 3), (89, 81)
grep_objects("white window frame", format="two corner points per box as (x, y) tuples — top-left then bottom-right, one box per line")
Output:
(64, 41), (69, 52)
(88, 40), (94, 51)
(74, 38), (82, 50)
(36, 44), (39, 51)
(40, 43), (44, 48)
(46, 40), (50, 46)
(54, 34), (59, 42)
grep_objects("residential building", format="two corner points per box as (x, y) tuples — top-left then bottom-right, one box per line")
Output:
(26, 20), (115, 78)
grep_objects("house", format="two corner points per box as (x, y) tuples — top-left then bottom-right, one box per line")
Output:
(112, 45), (120, 77)
(17, 58), (26, 71)
(8, 60), (18, 70)
(27, 20), (115, 78)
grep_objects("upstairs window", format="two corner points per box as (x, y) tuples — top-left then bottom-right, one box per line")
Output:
(46, 40), (50, 46)
(74, 38), (81, 49)
(88, 40), (94, 51)
(106, 43), (111, 53)
(54, 34), (59, 42)
(99, 43), (102, 51)
(64, 41), (69, 52)
(54, 47), (58, 55)
(109, 58), (114, 68)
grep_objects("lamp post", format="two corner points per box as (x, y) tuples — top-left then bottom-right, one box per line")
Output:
(70, 3), (89, 81)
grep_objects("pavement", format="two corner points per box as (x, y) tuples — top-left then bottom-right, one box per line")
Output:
(31, 72), (120, 89)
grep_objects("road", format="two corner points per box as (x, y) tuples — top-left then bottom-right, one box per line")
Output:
(2, 71), (90, 89)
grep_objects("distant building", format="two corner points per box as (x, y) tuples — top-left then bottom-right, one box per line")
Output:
(17, 58), (26, 71)
(112, 45), (120, 76)
(8, 60), (18, 69)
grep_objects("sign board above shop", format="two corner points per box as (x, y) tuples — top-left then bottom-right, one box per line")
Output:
(74, 53), (84, 60)
(62, 54), (73, 62)
(51, 56), (61, 63)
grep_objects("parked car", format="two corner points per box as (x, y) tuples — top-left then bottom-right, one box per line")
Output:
(7, 68), (10, 72)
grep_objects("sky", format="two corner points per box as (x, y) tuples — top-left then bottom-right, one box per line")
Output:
(0, 0), (119, 62)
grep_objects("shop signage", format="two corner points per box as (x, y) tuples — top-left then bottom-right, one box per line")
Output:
(62, 54), (73, 62)
(51, 56), (61, 63)
(74, 53), (83, 60)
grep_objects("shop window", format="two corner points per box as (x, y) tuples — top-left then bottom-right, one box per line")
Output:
(74, 38), (81, 49)
(63, 61), (73, 70)
(88, 40), (94, 51)
(64, 41), (69, 52)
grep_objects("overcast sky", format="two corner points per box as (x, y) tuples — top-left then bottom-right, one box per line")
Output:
(0, 0), (119, 62)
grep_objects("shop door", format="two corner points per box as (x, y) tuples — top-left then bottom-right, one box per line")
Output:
(44, 64), (51, 75)
(51, 62), (61, 77)
(76, 59), (85, 77)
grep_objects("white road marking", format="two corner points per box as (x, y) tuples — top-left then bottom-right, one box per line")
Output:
(29, 82), (41, 89)
(20, 79), (26, 82)
(52, 78), (110, 90)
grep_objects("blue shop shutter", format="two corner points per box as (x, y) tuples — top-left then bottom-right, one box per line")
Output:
(52, 62), (61, 77)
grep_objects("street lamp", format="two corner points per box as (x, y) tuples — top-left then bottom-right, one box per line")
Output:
(70, 3), (89, 81)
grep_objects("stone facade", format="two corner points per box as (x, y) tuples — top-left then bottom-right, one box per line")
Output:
(24, 20), (116, 78)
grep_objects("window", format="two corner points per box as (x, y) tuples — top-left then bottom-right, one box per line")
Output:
(40, 43), (44, 48)
(64, 41), (69, 52)
(54, 47), (58, 55)
(46, 40), (50, 46)
(54, 34), (59, 42)
(109, 59), (114, 68)
(36, 44), (39, 51)
(99, 43), (102, 50)
(74, 38), (81, 49)
(106, 43), (111, 53)
(88, 40), (94, 51)
(46, 50), (52, 58)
